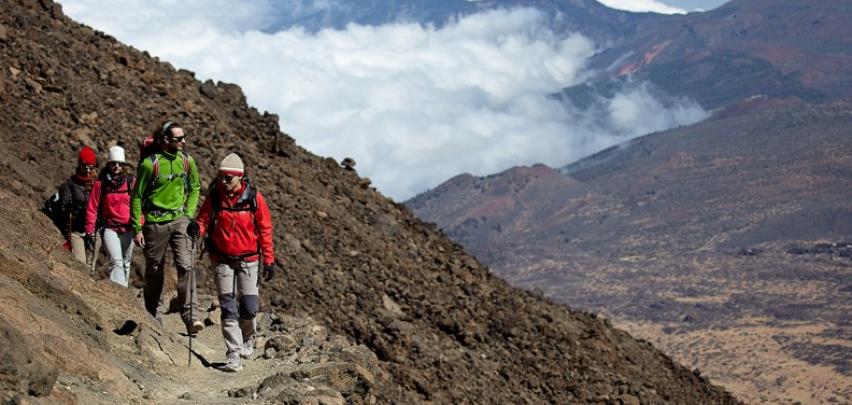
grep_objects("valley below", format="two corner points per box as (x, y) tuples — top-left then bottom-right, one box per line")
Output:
(409, 99), (852, 404)
(509, 244), (851, 404)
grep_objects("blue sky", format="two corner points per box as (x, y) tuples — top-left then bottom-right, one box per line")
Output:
(59, 1), (709, 200)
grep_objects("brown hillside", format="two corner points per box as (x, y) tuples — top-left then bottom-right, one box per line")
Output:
(0, 1), (739, 403)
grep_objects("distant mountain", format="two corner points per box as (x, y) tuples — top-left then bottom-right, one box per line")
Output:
(587, 0), (852, 108)
(265, 0), (654, 43)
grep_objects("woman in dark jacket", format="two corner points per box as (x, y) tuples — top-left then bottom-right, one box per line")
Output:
(60, 145), (98, 265)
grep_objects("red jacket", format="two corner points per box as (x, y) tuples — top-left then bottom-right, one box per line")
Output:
(85, 176), (136, 234)
(196, 181), (274, 265)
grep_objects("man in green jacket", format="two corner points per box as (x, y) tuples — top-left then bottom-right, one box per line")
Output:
(131, 121), (203, 334)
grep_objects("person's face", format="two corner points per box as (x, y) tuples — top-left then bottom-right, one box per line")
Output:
(165, 127), (186, 152)
(78, 163), (96, 176)
(218, 174), (242, 192)
(108, 161), (124, 175)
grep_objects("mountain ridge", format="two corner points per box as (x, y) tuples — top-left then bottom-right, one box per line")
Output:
(588, 0), (852, 108)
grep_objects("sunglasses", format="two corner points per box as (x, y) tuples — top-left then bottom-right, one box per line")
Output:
(82, 165), (96, 171)
(218, 175), (238, 182)
(108, 161), (125, 167)
(170, 136), (186, 143)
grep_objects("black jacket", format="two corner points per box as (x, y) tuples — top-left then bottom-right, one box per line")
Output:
(59, 176), (92, 234)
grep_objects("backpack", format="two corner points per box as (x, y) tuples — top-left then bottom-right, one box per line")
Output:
(201, 178), (259, 257)
(42, 190), (68, 235)
(139, 121), (176, 162)
(206, 178), (258, 214)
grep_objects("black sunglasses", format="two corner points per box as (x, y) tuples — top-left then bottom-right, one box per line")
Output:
(108, 161), (125, 167)
(218, 175), (238, 182)
(170, 136), (186, 143)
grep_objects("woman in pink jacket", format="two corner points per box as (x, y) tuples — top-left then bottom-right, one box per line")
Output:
(85, 146), (137, 287)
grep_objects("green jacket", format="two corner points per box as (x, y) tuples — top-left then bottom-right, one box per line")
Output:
(131, 150), (201, 232)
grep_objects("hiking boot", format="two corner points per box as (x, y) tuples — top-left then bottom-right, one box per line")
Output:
(240, 337), (255, 359)
(240, 345), (254, 360)
(187, 320), (203, 335)
(220, 353), (242, 373)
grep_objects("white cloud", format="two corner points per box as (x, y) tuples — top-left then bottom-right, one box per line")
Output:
(59, 1), (704, 200)
(597, 0), (687, 14)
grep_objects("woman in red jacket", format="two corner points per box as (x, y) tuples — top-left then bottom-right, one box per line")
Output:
(85, 146), (136, 287)
(190, 153), (275, 373)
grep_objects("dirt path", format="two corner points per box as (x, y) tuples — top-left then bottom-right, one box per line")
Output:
(136, 310), (281, 403)
(46, 287), (380, 404)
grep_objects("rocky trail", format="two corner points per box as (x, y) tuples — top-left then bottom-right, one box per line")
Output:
(0, 191), (379, 405)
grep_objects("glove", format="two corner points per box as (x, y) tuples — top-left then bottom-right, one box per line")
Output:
(262, 263), (276, 282)
(186, 220), (200, 239)
(84, 233), (95, 251)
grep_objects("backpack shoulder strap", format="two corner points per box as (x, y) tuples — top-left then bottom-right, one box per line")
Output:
(245, 184), (258, 212)
(180, 151), (190, 173)
(148, 154), (160, 187)
(179, 151), (191, 195)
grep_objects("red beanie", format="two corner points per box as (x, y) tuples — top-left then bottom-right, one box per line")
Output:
(78, 146), (97, 166)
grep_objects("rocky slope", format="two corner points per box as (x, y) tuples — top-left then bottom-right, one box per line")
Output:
(0, 1), (739, 403)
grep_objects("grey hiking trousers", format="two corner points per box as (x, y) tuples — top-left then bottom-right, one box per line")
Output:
(103, 228), (134, 287)
(214, 259), (259, 356)
(141, 217), (199, 327)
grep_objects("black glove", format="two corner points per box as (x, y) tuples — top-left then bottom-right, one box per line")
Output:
(84, 233), (95, 251)
(262, 263), (276, 282)
(186, 220), (200, 239)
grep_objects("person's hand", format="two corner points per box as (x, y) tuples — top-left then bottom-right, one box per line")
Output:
(84, 233), (95, 251)
(134, 231), (145, 248)
(186, 220), (200, 239)
(262, 263), (276, 282)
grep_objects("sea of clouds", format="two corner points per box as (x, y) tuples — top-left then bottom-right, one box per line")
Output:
(597, 0), (686, 14)
(60, 0), (705, 200)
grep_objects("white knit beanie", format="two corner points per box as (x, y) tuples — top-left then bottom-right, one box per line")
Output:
(108, 145), (126, 163)
(218, 153), (244, 176)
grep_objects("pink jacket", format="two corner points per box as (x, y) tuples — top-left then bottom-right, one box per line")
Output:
(85, 176), (136, 234)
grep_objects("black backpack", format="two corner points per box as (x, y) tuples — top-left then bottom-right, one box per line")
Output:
(42, 189), (68, 236)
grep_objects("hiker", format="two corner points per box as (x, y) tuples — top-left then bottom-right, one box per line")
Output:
(85, 146), (136, 287)
(188, 153), (275, 372)
(131, 121), (203, 334)
(60, 145), (99, 265)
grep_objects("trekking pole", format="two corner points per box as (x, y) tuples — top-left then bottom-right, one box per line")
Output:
(188, 235), (197, 367)
(88, 231), (101, 277)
